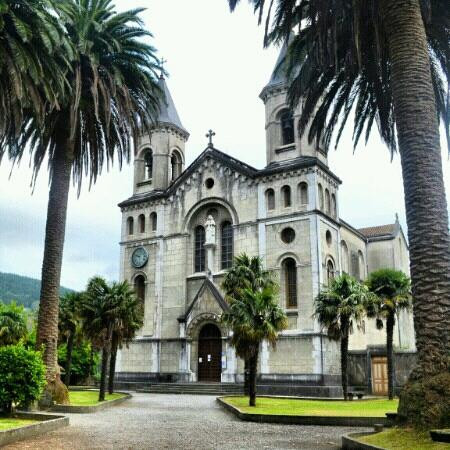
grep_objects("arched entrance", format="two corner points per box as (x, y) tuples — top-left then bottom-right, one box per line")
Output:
(197, 324), (222, 382)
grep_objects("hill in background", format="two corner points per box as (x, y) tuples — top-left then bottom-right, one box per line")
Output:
(0, 272), (74, 310)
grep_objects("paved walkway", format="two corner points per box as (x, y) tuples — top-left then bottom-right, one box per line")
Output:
(6, 393), (367, 449)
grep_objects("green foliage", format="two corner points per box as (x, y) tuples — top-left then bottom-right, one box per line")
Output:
(228, 0), (449, 154)
(0, 302), (28, 346)
(398, 372), (450, 429)
(314, 273), (375, 340)
(58, 341), (99, 385)
(366, 269), (411, 323)
(222, 285), (288, 358)
(222, 255), (287, 359)
(59, 292), (83, 342)
(0, 272), (72, 309)
(9, 0), (163, 191)
(0, 345), (46, 413)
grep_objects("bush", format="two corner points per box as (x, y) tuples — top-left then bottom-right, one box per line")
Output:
(0, 345), (46, 413)
(58, 341), (99, 385)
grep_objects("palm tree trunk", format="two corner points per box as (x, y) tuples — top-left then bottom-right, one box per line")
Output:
(65, 331), (75, 387)
(108, 333), (118, 395)
(244, 358), (250, 396)
(386, 312), (395, 400)
(382, 0), (450, 374)
(248, 347), (259, 407)
(341, 329), (349, 401)
(99, 324), (113, 402)
(36, 145), (73, 404)
(382, 0), (450, 427)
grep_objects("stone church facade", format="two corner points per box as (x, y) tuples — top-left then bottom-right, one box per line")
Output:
(116, 46), (415, 394)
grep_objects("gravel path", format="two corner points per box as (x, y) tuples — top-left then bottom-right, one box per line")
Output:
(5, 393), (368, 449)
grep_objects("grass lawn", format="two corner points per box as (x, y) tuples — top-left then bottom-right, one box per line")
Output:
(0, 418), (37, 431)
(68, 390), (126, 406)
(222, 396), (398, 417)
(359, 428), (449, 449)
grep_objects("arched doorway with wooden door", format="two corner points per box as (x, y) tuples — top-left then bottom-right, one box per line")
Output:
(197, 324), (222, 382)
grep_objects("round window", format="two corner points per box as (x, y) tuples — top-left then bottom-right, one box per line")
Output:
(205, 178), (214, 189)
(281, 227), (296, 244)
(326, 230), (332, 246)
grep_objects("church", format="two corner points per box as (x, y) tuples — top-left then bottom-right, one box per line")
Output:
(115, 45), (416, 396)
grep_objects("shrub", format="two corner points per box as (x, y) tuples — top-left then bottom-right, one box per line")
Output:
(0, 345), (46, 413)
(58, 341), (99, 385)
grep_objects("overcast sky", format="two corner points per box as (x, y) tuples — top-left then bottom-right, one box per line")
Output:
(0, 0), (448, 291)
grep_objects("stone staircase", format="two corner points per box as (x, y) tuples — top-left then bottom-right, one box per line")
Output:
(135, 382), (244, 396)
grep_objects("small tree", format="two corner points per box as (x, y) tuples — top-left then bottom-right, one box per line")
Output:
(108, 281), (143, 394)
(0, 302), (28, 346)
(0, 345), (46, 414)
(59, 292), (83, 386)
(222, 254), (275, 395)
(222, 258), (287, 407)
(314, 273), (375, 400)
(366, 269), (411, 400)
(82, 277), (113, 402)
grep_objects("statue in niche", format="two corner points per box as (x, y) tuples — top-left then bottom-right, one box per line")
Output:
(205, 214), (216, 245)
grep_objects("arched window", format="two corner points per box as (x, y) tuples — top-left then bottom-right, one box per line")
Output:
(138, 214), (145, 233)
(134, 275), (146, 306)
(144, 150), (153, 180)
(171, 150), (182, 181)
(150, 212), (157, 232)
(266, 188), (275, 210)
(325, 189), (331, 214)
(318, 184), (324, 211)
(331, 193), (337, 218)
(340, 240), (349, 274)
(221, 221), (233, 270)
(280, 109), (294, 145)
(326, 259), (335, 285)
(283, 258), (297, 308)
(282, 185), (291, 207)
(194, 225), (206, 272)
(127, 217), (134, 235)
(299, 182), (308, 205)
(358, 251), (365, 280)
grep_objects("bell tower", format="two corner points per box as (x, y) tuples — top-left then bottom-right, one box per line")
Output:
(134, 74), (189, 194)
(259, 39), (327, 167)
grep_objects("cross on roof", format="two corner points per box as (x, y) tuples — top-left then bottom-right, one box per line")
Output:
(206, 129), (216, 147)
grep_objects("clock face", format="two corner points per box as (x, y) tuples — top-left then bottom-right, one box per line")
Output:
(131, 247), (149, 268)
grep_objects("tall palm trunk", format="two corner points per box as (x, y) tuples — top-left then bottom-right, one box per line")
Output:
(108, 333), (119, 395)
(65, 331), (75, 387)
(340, 323), (349, 401)
(248, 347), (259, 407)
(382, 0), (450, 426)
(386, 313), (395, 400)
(36, 144), (73, 404)
(99, 323), (113, 402)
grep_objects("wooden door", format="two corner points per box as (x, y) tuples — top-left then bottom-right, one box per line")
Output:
(198, 324), (222, 382)
(371, 356), (388, 396)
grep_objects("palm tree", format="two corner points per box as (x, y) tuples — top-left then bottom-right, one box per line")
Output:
(314, 273), (375, 400)
(107, 281), (143, 395)
(222, 255), (287, 407)
(228, 0), (449, 426)
(5, 0), (162, 401)
(366, 269), (411, 400)
(82, 276), (114, 402)
(58, 292), (83, 386)
(222, 254), (275, 394)
(0, 0), (66, 147)
(0, 302), (28, 346)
